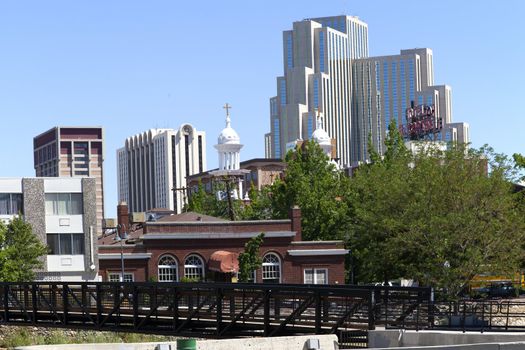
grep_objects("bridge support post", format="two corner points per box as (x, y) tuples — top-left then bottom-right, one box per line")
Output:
(368, 289), (376, 330)
(96, 284), (102, 329)
(31, 284), (37, 325)
(172, 287), (179, 332)
(62, 284), (69, 325)
(315, 290), (322, 334)
(263, 289), (271, 336)
(216, 288), (223, 337)
(133, 284), (139, 330)
(3, 285), (8, 323)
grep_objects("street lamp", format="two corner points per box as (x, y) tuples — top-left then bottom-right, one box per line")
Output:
(114, 224), (129, 282)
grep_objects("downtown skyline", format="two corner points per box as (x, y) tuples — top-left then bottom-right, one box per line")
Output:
(0, 0), (523, 217)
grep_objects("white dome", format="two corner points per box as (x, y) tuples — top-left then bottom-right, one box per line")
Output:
(312, 117), (331, 146)
(217, 115), (240, 145)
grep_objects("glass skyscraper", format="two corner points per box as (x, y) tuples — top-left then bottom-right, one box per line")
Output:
(265, 15), (469, 167)
(265, 15), (368, 168)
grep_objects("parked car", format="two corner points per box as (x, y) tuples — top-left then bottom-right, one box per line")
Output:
(488, 282), (516, 298)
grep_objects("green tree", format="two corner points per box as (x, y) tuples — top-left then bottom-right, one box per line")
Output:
(270, 140), (351, 241)
(186, 181), (237, 219)
(238, 233), (265, 282)
(348, 123), (525, 296)
(0, 216), (48, 281)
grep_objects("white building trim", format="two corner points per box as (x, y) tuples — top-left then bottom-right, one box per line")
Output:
(98, 253), (152, 260)
(141, 231), (295, 240)
(287, 249), (349, 256)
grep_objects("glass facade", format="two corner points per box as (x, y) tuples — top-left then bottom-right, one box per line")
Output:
(400, 60), (407, 127)
(286, 32), (293, 69)
(392, 62), (398, 121)
(273, 118), (281, 158)
(319, 33), (325, 72)
(409, 59), (415, 102)
(279, 80), (286, 106)
(383, 62), (390, 129)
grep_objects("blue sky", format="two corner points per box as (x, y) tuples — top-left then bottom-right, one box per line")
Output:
(1, 0), (523, 217)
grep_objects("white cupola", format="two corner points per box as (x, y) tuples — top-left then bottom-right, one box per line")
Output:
(311, 116), (332, 158)
(214, 103), (243, 170)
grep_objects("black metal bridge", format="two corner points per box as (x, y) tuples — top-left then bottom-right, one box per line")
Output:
(0, 282), (433, 347)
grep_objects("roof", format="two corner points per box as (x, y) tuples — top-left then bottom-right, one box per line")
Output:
(156, 211), (227, 223)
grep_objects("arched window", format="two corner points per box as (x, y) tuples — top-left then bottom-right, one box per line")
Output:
(158, 255), (178, 282)
(262, 253), (281, 283)
(184, 254), (205, 281)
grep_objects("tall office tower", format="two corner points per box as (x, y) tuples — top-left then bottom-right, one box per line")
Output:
(117, 124), (206, 214)
(34, 127), (105, 235)
(351, 48), (470, 163)
(264, 15), (368, 167)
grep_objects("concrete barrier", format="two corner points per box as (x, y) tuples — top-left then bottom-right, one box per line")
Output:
(369, 330), (525, 349)
(16, 334), (339, 350)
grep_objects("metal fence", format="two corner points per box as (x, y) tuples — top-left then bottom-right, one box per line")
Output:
(0, 282), (433, 346)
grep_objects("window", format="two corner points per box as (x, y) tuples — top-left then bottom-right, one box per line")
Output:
(319, 32), (325, 72)
(279, 80), (287, 106)
(0, 193), (22, 215)
(304, 268), (328, 284)
(262, 253), (281, 283)
(286, 32), (293, 68)
(158, 255), (178, 282)
(45, 193), (83, 215)
(184, 254), (205, 281)
(273, 118), (281, 158)
(47, 233), (84, 255)
(108, 272), (134, 282)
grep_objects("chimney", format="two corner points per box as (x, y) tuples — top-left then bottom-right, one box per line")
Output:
(117, 201), (130, 232)
(289, 205), (302, 241)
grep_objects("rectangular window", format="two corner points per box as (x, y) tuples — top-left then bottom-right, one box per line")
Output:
(313, 78), (319, 109)
(0, 193), (23, 215)
(279, 80), (287, 106)
(304, 268), (328, 284)
(45, 193), (83, 215)
(198, 135), (203, 173)
(108, 273), (134, 282)
(392, 62), (398, 120)
(319, 33), (325, 72)
(286, 32), (293, 68)
(383, 62), (390, 128)
(273, 118), (281, 158)
(47, 233), (84, 255)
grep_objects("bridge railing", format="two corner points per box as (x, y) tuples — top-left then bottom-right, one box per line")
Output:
(0, 282), (433, 338)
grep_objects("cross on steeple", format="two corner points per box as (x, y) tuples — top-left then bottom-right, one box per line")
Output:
(223, 103), (232, 117)
(223, 103), (232, 128)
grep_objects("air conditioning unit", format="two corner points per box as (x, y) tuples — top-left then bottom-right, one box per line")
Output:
(103, 218), (116, 228)
(132, 212), (146, 223)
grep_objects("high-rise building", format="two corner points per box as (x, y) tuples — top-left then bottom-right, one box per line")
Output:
(265, 15), (368, 168)
(33, 127), (105, 234)
(0, 177), (99, 281)
(351, 48), (469, 163)
(266, 16), (470, 166)
(117, 124), (206, 214)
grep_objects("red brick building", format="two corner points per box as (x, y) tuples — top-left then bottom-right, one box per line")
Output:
(98, 203), (348, 285)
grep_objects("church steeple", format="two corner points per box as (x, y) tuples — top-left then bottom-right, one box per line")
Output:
(215, 103), (243, 170)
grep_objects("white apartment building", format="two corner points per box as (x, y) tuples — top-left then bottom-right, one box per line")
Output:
(0, 177), (99, 281)
(117, 124), (206, 214)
